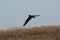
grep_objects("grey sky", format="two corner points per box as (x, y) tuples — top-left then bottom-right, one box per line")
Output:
(0, 0), (60, 29)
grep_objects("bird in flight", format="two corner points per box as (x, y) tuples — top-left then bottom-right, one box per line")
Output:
(23, 15), (40, 27)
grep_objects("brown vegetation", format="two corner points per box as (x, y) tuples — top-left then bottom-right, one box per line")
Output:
(0, 25), (60, 40)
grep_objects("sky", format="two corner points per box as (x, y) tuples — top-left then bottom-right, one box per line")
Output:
(0, 0), (60, 29)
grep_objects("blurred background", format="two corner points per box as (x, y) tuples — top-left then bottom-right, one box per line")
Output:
(0, 0), (60, 29)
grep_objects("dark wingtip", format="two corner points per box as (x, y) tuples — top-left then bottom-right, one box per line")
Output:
(23, 25), (25, 27)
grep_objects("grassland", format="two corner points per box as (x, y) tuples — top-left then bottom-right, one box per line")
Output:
(0, 25), (60, 40)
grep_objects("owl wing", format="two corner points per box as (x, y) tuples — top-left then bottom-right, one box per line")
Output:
(23, 16), (32, 27)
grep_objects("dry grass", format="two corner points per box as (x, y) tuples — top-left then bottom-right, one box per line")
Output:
(0, 25), (60, 40)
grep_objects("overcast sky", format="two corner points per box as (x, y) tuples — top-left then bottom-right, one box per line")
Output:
(0, 0), (60, 29)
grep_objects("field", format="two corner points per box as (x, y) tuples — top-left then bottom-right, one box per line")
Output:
(0, 25), (60, 40)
